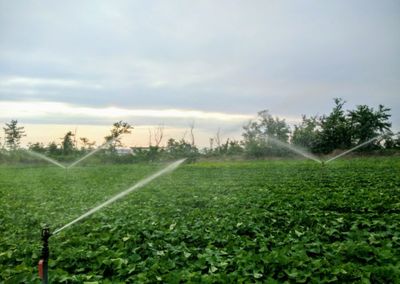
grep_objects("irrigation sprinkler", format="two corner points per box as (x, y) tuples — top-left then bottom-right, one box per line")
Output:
(36, 158), (186, 281)
(38, 227), (51, 284)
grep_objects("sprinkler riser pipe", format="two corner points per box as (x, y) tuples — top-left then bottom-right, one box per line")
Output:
(39, 227), (51, 284)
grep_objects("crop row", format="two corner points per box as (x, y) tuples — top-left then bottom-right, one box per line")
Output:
(0, 157), (399, 283)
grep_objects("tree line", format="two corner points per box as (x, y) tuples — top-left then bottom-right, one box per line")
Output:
(1, 98), (399, 163)
(242, 98), (398, 157)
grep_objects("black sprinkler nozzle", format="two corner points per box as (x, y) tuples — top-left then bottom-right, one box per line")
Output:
(39, 227), (51, 284)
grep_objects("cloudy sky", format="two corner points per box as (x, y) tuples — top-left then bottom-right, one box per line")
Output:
(0, 0), (399, 147)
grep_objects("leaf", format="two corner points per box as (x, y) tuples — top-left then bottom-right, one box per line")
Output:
(295, 230), (304, 237)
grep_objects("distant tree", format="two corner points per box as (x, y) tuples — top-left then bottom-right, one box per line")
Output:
(47, 142), (60, 156)
(348, 104), (391, 146)
(242, 110), (290, 157)
(316, 98), (352, 153)
(215, 128), (221, 149)
(242, 119), (267, 157)
(154, 125), (164, 147)
(215, 138), (244, 156)
(226, 140), (244, 155)
(61, 131), (75, 155)
(209, 138), (214, 151)
(384, 132), (400, 149)
(143, 125), (165, 160)
(105, 121), (133, 149)
(3, 120), (26, 150)
(166, 138), (199, 160)
(189, 121), (195, 146)
(28, 142), (46, 153)
(80, 137), (96, 150)
(292, 115), (319, 150)
(148, 125), (164, 147)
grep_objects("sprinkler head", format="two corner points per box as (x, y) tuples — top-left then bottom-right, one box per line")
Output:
(39, 226), (51, 283)
(41, 226), (51, 239)
(40, 226), (51, 260)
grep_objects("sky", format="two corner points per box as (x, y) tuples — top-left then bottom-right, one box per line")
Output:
(0, 0), (399, 147)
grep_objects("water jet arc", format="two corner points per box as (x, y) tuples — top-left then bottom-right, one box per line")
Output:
(23, 137), (119, 169)
(67, 138), (117, 169)
(53, 158), (186, 235)
(24, 150), (66, 169)
(266, 136), (322, 163)
(324, 136), (380, 164)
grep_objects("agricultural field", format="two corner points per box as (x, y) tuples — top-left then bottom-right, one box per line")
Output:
(1, 157), (400, 283)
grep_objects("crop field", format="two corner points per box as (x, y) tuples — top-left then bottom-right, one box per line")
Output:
(1, 157), (400, 283)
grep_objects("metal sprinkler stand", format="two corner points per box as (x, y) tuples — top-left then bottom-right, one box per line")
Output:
(38, 227), (51, 284)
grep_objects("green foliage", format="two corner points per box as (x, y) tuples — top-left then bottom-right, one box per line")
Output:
(3, 120), (26, 150)
(205, 139), (244, 157)
(166, 138), (199, 161)
(132, 146), (164, 162)
(79, 137), (96, 150)
(28, 142), (46, 153)
(348, 104), (392, 146)
(47, 141), (60, 156)
(104, 121), (133, 149)
(242, 110), (291, 157)
(316, 98), (352, 153)
(384, 132), (400, 149)
(62, 131), (75, 155)
(1, 158), (399, 282)
(292, 115), (319, 151)
(311, 99), (392, 154)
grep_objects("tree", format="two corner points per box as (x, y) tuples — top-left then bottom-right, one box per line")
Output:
(384, 132), (400, 149)
(61, 131), (75, 155)
(316, 98), (352, 153)
(166, 138), (199, 161)
(3, 120), (26, 150)
(226, 140), (244, 155)
(105, 121), (133, 149)
(80, 137), (96, 150)
(215, 138), (244, 156)
(28, 142), (46, 153)
(47, 142), (60, 156)
(292, 115), (319, 151)
(348, 104), (391, 145)
(242, 110), (290, 157)
(215, 128), (221, 148)
(189, 121), (195, 146)
(149, 125), (164, 147)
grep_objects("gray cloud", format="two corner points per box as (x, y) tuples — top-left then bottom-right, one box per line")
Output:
(0, 0), (399, 131)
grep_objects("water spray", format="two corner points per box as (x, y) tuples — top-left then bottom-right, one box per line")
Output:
(265, 135), (322, 163)
(24, 136), (118, 170)
(264, 134), (384, 165)
(67, 137), (117, 169)
(24, 150), (67, 169)
(324, 136), (381, 164)
(36, 158), (186, 280)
